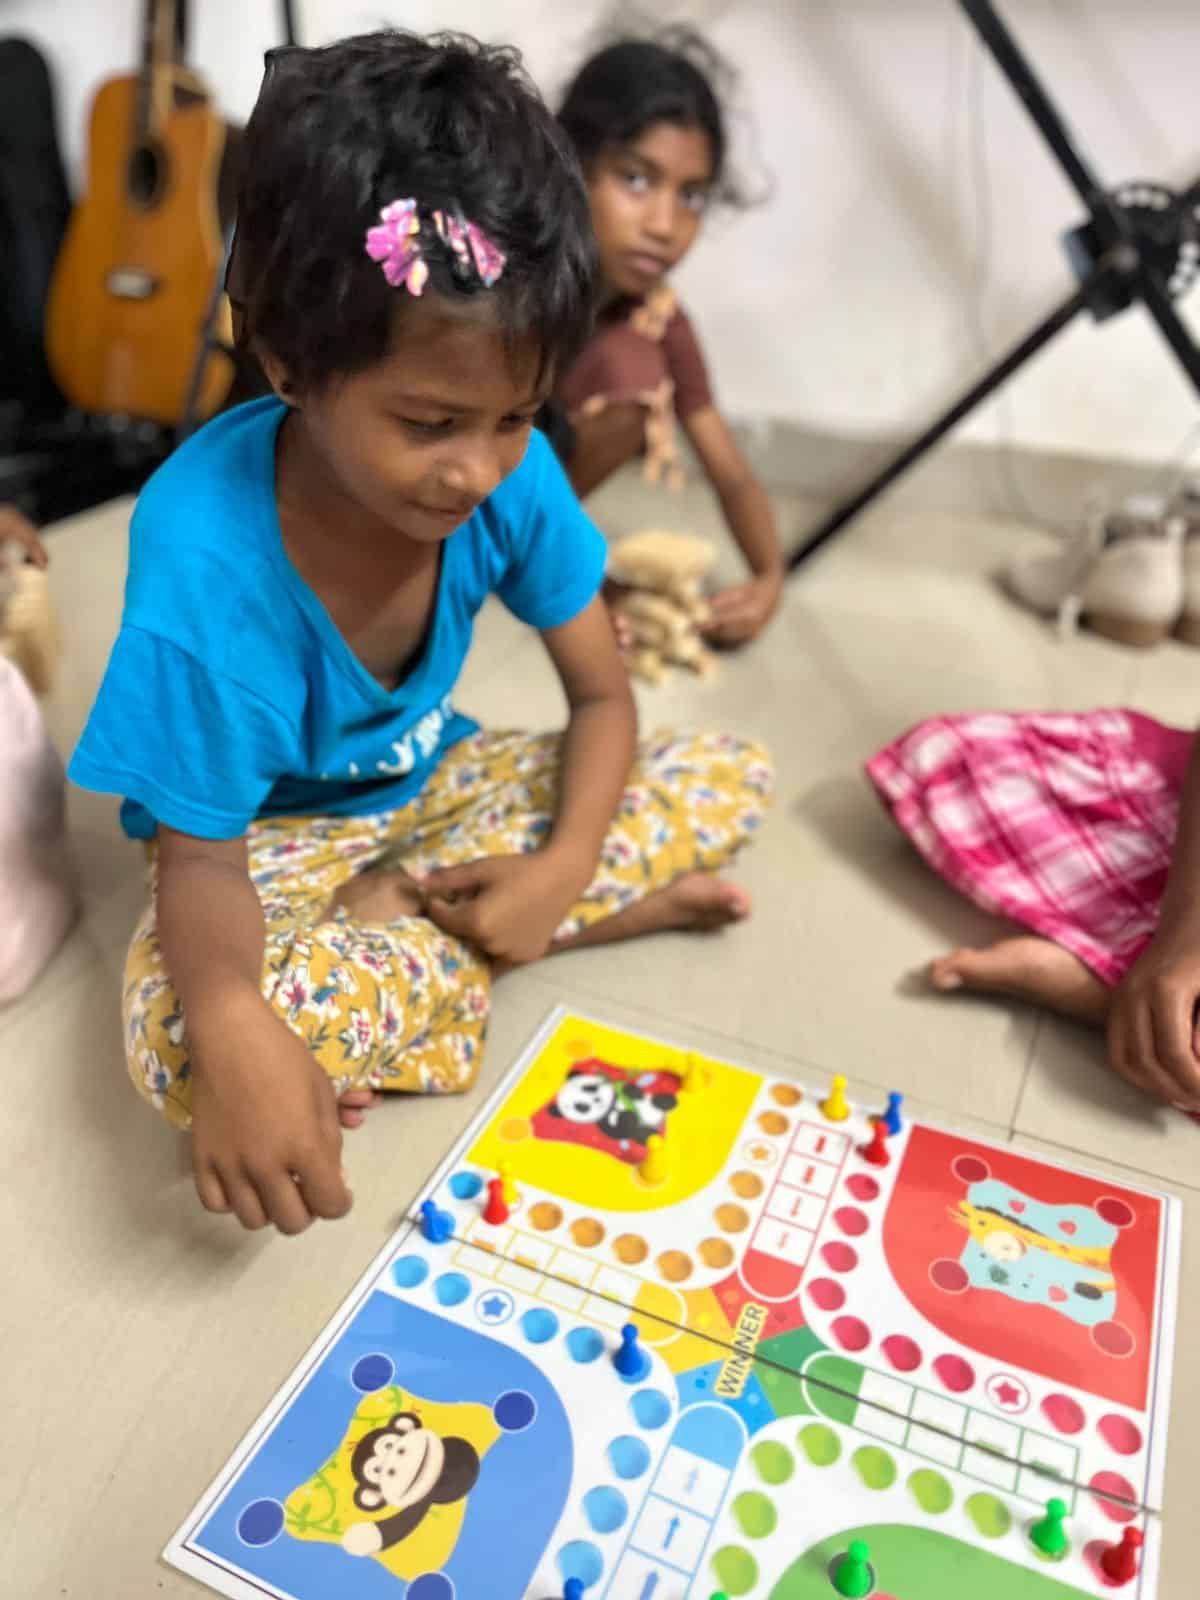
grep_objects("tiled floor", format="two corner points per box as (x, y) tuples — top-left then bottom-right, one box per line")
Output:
(5, 471), (1198, 1597)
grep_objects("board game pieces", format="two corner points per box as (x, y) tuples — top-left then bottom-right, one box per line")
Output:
(1030, 1497), (1069, 1558)
(833, 1538), (873, 1597)
(498, 1159), (518, 1207)
(1100, 1527), (1144, 1584)
(483, 1176), (509, 1226)
(166, 1006), (1183, 1600)
(640, 1133), (668, 1183)
(883, 1089), (904, 1136)
(418, 1198), (453, 1243)
(859, 1117), (891, 1167)
(563, 1580), (584, 1600)
(821, 1072), (850, 1121)
(613, 1321), (651, 1381)
(682, 1054), (705, 1095)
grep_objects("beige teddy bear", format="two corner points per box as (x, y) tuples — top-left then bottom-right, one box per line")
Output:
(607, 529), (718, 686)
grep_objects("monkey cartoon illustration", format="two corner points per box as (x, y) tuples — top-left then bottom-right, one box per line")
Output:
(340, 1412), (480, 1558)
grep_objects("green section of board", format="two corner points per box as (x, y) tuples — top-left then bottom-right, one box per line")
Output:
(765, 1522), (1089, 1599)
(756, 1362), (811, 1419)
(759, 1327), (827, 1371)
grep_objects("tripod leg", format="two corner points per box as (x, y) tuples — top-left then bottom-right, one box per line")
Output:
(787, 284), (1090, 573)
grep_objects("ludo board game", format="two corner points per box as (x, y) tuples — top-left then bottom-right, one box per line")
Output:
(165, 1007), (1180, 1599)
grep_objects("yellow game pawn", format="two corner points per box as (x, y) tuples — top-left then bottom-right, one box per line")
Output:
(681, 1055), (705, 1096)
(641, 1134), (669, 1184)
(498, 1160), (518, 1208)
(821, 1074), (850, 1122)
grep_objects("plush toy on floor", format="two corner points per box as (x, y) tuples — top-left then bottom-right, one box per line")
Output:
(606, 528), (718, 685)
(0, 508), (60, 696)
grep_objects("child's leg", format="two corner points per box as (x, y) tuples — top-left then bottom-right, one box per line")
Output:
(401, 727), (773, 947)
(866, 708), (1191, 1020)
(123, 812), (492, 1130)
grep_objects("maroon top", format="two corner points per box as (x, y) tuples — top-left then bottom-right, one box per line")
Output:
(557, 289), (714, 422)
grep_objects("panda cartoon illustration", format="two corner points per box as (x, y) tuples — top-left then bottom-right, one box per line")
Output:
(547, 1062), (679, 1155)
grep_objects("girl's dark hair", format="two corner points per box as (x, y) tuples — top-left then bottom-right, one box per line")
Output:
(558, 27), (741, 205)
(232, 31), (596, 390)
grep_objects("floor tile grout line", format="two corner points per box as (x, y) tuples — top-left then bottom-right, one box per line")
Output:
(1011, 1012), (1043, 1139)
(436, 1224), (1160, 1518)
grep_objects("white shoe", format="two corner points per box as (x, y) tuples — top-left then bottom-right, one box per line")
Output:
(1005, 494), (1183, 648)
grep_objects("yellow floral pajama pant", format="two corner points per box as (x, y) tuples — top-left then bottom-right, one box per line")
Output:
(125, 729), (773, 1129)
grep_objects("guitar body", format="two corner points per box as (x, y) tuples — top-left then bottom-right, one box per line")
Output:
(46, 69), (233, 425)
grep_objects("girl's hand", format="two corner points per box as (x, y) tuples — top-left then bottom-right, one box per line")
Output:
(1107, 929), (1200, 1110)
(702, 570), (784, 647)
(421, 852), (588, 966)
(0, 506), (48, 569)
(189, 985), (354, 1235)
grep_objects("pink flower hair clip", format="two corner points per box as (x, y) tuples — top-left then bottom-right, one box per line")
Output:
(364, 198), (429, 295)
(364, 197), (506, 296)
(432, 209), (506, 288)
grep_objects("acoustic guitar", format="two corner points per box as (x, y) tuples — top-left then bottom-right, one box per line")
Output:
(45, 0), (234, 426)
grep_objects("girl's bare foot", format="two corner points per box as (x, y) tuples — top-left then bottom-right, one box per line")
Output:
(928, 935), (1109, 1025)
(327, 868), (426, 925)
(338, 1087), (383, 1129)
(551, 872), (750, 955)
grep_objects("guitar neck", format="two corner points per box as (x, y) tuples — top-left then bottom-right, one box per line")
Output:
(135, 0), (179, 142)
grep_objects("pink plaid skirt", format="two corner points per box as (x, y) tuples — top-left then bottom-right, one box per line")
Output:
(866, 709), (1193, 987)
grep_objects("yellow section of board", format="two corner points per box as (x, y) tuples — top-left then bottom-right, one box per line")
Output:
(283, 1385), (500, 1579)
(631, 1284), (736, 1372)
(470, 1013), (762, 1213)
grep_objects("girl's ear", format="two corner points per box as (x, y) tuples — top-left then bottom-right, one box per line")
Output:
(255, 341), (298, 406)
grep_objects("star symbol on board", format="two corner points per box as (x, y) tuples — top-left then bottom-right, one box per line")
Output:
(993, 1381), (1023, 1409)
(481, 1296), (507, 1319)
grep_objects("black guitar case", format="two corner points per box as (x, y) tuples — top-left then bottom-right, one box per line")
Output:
(0, 38), (71, 427)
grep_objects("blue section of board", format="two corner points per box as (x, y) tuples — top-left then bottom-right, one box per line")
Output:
(674, 1359), (775, 1436)
(191, 1291), (573, 1599)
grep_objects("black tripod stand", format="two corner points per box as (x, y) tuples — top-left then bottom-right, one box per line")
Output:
(787, 0), (1200, 574)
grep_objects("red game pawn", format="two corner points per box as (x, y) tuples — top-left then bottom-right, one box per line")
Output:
(859, 1118), (891, 1167)
(483, 1177), (509, 1226)
(1100, 1527), (1143, 1584)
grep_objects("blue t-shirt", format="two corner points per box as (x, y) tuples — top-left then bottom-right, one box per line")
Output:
(69, 398), (606, 840)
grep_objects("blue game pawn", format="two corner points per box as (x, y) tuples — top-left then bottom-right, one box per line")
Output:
(563, 1581), (584, 1600)
(883, 1090), (904, 1137)
(419, 1198), (454, 1244)
(614, 1322), (651, 1382)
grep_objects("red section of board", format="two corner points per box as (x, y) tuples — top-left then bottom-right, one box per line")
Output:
(740, 1245), (805, 1303)
(713, 1270), (806, 1340)
(882, 1126), (1161, 1410)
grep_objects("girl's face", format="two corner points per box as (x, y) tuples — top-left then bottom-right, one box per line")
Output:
(587, 121), (715, 298)
(279, 297), (548, 546)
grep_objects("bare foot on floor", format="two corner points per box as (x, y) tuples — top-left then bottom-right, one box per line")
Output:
(551, 872), (751, 957)
(928, 935), (1109, 1025)
(658, 873), (752, 931)
(338, 1087), (383, 1129)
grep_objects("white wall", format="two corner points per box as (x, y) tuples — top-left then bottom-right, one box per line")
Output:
(8, 0), (1200, 463)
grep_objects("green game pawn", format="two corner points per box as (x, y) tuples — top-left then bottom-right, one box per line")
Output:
(833, 1540), (873, 1598)
(1031, 1497), (1069, 1558)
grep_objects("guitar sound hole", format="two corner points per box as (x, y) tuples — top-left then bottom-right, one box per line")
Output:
(127, 143), (166, 208)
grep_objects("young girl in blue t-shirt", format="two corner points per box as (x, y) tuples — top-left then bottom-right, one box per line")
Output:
(71, 31), (772, 1236)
